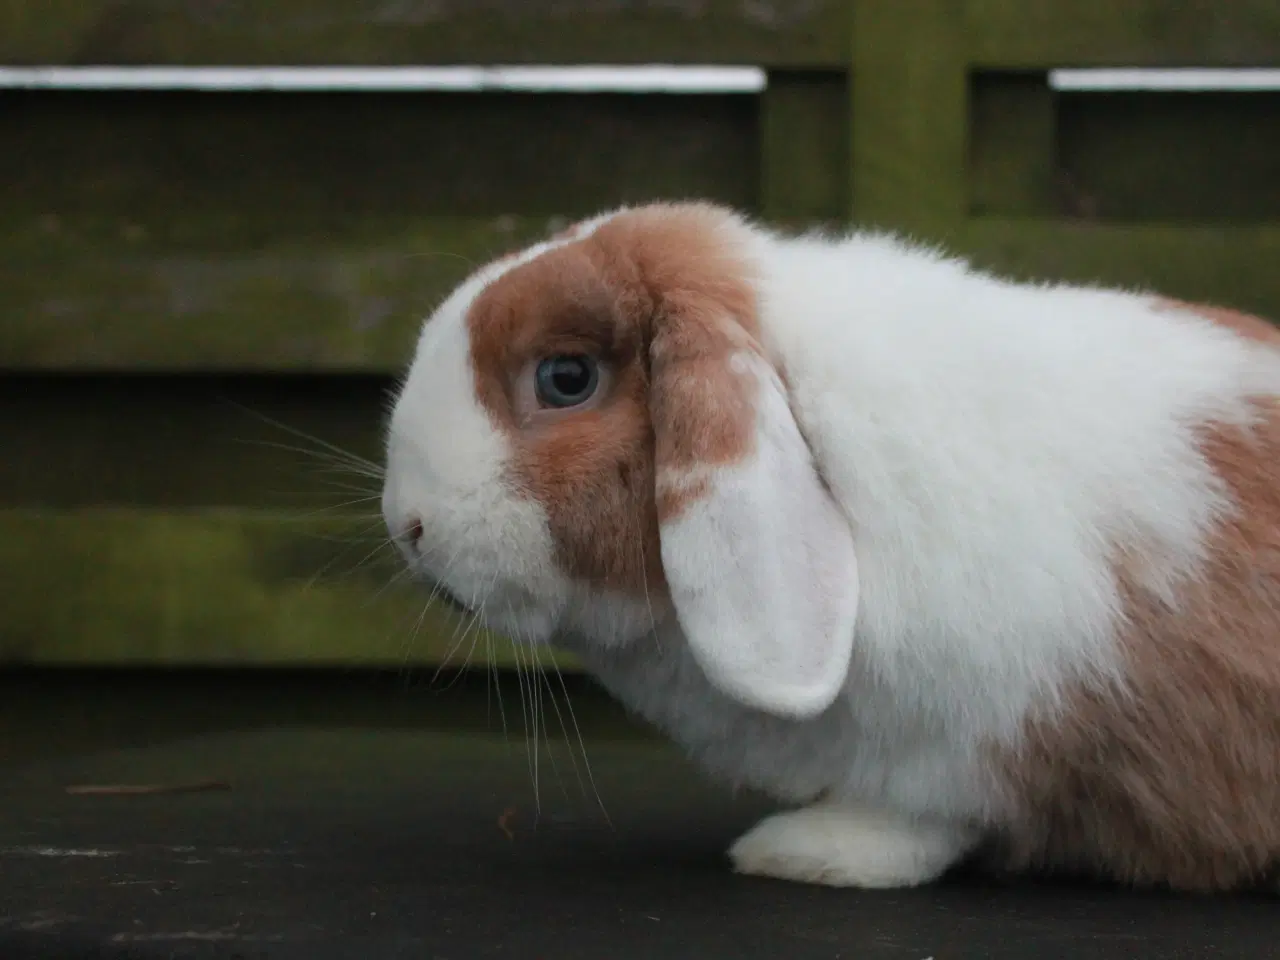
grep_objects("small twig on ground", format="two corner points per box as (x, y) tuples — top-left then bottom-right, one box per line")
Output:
(65, 780), (232, 796)
(497, 806), (518, 841)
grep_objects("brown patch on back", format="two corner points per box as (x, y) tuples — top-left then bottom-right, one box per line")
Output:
(994, 398), (1280, 891)
(465, 203), (762, 593)
(1155, 296), (1280, 346)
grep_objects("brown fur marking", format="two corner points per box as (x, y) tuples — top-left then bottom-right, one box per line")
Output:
(1155, 296), (1280, 346)
(996, 386), (1280, 891)
(465, 204), (761, 593)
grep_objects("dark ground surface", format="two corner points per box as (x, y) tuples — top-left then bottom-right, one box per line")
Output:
(1, 669), (1277, 960)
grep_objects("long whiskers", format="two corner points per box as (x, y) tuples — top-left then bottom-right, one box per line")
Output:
(532, 648), (572, 808)
(225, 403), (386, 480)
(505, 610), (541, 819)
(427, 569), (497, 691)
(534, 653), (585, 809)
(547, 645), (612, 828)
(224, 400), (614, 827)
(487, 631), (510, 745)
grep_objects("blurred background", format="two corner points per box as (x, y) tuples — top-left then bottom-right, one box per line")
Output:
(2, 0), (1277, 679)
(0, 2), (1278, 953)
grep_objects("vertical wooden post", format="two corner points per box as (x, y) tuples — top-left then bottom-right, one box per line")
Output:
(849, 0), (968, 241)
(760, 70), (851, 225)
(967, 72), (1057, 218)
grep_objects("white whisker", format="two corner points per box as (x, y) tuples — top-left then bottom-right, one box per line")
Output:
(226, 403), (386, 476)
(505, 609), (540, 819)
(547, 646), (612, 829)
(365, 560), (421, 604)
(398, 600), (436, 681)
(431, 569), (497, 691)
(537, 654), (581, 806)
(488, 632), (510, 744)
(302, 534), (398, 595)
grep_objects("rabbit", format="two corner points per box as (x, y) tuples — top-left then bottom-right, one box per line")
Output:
(380, 200), (1280, 893)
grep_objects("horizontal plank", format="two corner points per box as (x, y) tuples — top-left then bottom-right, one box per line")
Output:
(1054, 90), (1280, 222)
(959, 219), (1280, 320)
(0, 88), (758, 371)
(970, 75), (1280, 222)
(966, 0), (1280, 67)
(0, 222), (519, 371)
(0, 90), (758, 224)
(0, 509), (579, 669)
(0, 375), (391, 508)
(8, 217), (1280, 371)
(0, 0), (848, 67)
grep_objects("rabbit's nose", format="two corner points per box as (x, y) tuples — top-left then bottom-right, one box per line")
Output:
(404, 516), (424, 549)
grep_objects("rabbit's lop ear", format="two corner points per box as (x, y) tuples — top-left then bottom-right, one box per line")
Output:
(650, 304), (859, 720)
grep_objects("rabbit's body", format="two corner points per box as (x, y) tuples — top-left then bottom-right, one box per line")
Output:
(382, 202), (1280, 891)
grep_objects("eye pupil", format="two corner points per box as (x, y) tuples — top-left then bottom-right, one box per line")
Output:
(552, 359), (589, 393)
(535, 355), (599, 408)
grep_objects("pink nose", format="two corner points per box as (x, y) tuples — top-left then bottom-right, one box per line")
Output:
(404, 516), (424, 548)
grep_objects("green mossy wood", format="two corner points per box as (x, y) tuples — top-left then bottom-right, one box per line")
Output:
(0, 509), (573, 668)
(1, 0), (1277, 664)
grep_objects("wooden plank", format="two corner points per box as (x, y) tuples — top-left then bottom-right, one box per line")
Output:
(0, 0), (847, 67)
(0, 90), (756, 223)
(9, 216), (1279, 374)
(0, 222), (524, 372)
(0, 508), (577, 668)
(760, 71), (849, 223)
(850, 0), (968, 236)
(0, 375), (391, 508)
(968, 72), (1057, 217)
(960, 219), (1280, 320)
(967, 0), (1280, 68)
(970, 77), (1280, 222)
(0, 89), (756, 371)
(1055, 91), (1280, 223)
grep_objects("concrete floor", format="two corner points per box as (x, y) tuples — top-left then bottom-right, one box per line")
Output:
(1, 670), (1275, 959)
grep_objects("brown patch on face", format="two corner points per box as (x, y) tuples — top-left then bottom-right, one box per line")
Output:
(992, 398), (1280, 891)
(1155, 297), (1280, 345)
(465, 203), (763, 594)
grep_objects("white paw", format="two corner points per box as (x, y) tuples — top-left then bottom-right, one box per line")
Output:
(727, 804), (975, 889)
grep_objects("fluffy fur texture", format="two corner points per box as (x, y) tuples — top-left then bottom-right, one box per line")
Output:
(382, 201), (1280, 892)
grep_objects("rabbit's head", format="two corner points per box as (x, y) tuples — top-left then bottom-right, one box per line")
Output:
(382, 202), (859, 718)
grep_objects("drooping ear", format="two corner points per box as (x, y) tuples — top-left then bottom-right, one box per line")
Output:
(649, 304), (860, 720)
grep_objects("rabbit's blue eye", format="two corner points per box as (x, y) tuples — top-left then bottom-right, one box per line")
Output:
(535, 355), (599, 408)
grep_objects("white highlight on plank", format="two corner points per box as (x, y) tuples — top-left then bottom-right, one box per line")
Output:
(0, 65), (768, 93)
(1, 66), (1275, 95)
(1050, 68), (1280, 92)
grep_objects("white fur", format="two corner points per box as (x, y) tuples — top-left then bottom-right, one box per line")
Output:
(384, 204), (1280, 888)
(729, 800), (979, 888)
(382, 297), (562, 637)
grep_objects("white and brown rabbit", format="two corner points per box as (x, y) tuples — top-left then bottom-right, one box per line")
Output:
(381, 201), (1280, 892)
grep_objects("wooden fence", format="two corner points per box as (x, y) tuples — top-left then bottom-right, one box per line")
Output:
(2, 0), (1278, 667)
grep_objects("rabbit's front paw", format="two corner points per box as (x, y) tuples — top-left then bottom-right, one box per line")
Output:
(728, 803), (975, 889)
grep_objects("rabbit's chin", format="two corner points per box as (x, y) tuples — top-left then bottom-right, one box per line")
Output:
(557, 586), (676, 651)
(463, 603), (553, 645)
(478, 585), (674, 657)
